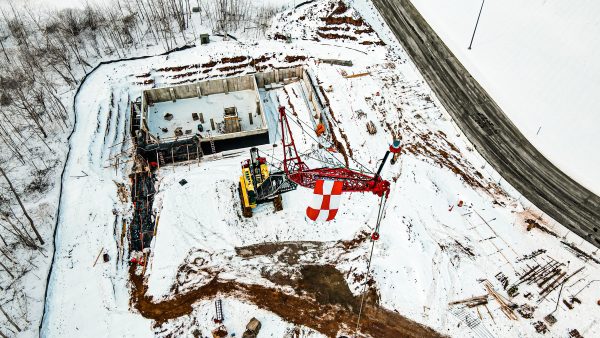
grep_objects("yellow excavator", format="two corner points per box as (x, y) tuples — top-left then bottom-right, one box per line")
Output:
(238, 147), (297, 217)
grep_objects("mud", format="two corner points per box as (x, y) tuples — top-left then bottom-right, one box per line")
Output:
(321, 16), (364, 27)
(317, 32), (358, 41)
(130, 264), (444, 337)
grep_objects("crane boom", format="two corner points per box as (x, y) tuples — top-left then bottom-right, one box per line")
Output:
(278, 106), (391, 197)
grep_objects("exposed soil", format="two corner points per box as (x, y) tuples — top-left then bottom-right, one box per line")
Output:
(360, 41), (386, 46)
(130, 264), (444, 337)
(317, 31), (358, 41)
(221, 56), (247, 64)
(318, 26), (351, 32)
(355, 28), (374, 34)
(525, 218), (558, 237)
(284, 55), (307, 63)
(330, 0), (348, 16)
(202, 60), (217, 68)
(235, 241), (324, 264)
(218, 62), (250, 72)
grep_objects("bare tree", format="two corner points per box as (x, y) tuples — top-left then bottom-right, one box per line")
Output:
(0, 166), (43, 245)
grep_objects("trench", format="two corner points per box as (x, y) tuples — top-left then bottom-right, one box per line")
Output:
(39, 44), (195, 336)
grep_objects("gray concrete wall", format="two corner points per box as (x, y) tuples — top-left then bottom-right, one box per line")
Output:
(255, 66), (304, 87)
(143, 74), (255, 104)
(140, 67), (306, 147)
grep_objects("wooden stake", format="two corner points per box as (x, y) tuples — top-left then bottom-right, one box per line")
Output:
(93, 247), (104, 267)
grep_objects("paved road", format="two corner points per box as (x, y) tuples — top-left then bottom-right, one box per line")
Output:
(372, 0), (600, 248)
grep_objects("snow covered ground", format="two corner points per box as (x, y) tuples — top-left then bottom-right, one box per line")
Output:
(39, 1), (600, 337)
(408, 0), (600, 195)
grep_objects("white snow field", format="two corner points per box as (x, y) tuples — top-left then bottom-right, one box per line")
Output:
(41, 1), (600, 337)
(409, 0), (600, 195)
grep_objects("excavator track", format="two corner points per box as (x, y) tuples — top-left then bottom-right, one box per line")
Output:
(273, 195), (283, 212)
(238, 182), (253, 218)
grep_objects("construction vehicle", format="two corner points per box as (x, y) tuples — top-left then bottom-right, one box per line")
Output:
(238, 147), (297, 217)
(242, 317), (262, 338)
(277, 106), (401, 237)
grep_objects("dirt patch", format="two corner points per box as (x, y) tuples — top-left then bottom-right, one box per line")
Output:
(297, 265), (358, 310)
(318, 26), (350, 32)
(317, 31), (358, 41)
(171, 70), (199, 80)
(201, 60), (217, 68)
(525, 218), (558, 237)
(339, 230), (370, 250)
(321, 16), (364, 27)
(218, 62), (250, 72)
(236, 241), (323, 265)
(404, 133), (486, 191)
(355, 28), (374, 34)
(130, 265), (444, 337)
(221, 56), (247, 64)
(339, 129), (354, 158)
(360, 40), (386, 46)
(329, 0), (348, 16)
(249, 54), (273, 67)
(284, 55), (307, 63)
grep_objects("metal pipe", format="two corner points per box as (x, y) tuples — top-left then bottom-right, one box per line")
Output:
(375, 151), (390, 177)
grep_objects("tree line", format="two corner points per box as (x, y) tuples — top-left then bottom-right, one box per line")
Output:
(0, 0), (283, 335)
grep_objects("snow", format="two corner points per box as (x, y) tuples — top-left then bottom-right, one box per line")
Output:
(408, 0), (600, 195)
(156, 297), (325, 338)
(41, 63), (154, 337)
(39, 1), (600, 337)
(147, 90), (263, 139)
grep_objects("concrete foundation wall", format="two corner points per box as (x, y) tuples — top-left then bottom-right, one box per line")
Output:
(255, 66), (304, 88)
(137, 67), (310, 160)
(144, 74), (256, 104)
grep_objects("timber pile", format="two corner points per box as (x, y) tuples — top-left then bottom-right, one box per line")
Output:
(483, 280), (518, 320)
(507, 256), (585, 305)
(344, 72), (370, 79)
(448, 295), (488, 308)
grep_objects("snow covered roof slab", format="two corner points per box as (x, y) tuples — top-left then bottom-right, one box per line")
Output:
(141, 74), (268, 144)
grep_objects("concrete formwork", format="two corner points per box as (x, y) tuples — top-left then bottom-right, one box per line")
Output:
(133, 66), (322, 165)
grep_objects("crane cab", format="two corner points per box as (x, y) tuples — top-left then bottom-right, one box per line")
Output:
(238, 147), (296, 217)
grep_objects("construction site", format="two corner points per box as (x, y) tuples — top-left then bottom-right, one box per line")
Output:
(41, 1), (600, 338)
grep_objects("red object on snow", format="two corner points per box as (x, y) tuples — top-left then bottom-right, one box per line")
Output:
(306, 180), (343, 221)
(371, 232), (380, 241)
(389, 140), (402, 153)
(130, 257), (138, 264)
(278, 107), (391, 198)
(458, 200), (464, 207)
(149, 161), (158, 167)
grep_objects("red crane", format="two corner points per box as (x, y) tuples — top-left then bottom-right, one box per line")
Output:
(278, 106), (399, 198)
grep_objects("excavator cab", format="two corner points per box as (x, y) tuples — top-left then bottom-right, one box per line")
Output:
(238, 147), (297, 217)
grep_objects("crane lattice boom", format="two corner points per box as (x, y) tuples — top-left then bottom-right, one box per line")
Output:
(278, 106), (391, 197)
